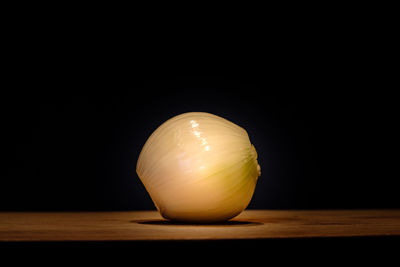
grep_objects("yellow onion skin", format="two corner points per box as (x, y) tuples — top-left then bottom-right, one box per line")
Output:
(136, 112), (261, 222)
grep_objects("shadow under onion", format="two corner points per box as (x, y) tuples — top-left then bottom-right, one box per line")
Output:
(134, 220), (263, 227)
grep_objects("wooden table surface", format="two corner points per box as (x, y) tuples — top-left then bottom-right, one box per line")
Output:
(0, 210), (399, 241)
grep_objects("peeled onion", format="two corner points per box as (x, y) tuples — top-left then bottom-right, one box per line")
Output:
(136, 112), (261, 222)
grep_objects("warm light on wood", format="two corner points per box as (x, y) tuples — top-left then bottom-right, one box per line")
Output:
(0, 210), (399, 241)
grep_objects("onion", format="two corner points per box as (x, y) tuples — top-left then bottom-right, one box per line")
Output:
(136, 112), (261, 222)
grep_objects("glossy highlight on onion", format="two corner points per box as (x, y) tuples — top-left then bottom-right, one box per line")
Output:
(136, 112), (261, 222)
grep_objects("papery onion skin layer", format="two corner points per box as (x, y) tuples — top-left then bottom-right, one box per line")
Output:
(136, 112), (261, 222)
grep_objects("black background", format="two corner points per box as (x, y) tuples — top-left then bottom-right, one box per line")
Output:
(2, 73), (398, 211)
(1, 14), (398, 212)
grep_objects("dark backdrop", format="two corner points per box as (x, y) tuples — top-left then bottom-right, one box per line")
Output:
(2, 74), (398, 211)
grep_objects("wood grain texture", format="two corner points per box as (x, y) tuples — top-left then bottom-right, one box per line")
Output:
(0, 210), (399, 241)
